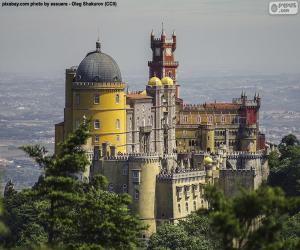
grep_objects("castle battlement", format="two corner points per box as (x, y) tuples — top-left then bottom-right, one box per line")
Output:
(220, 168), (256, 176)
(104, 152), (160, 162)
(157, 169), (206, 181)
(226, 151), (265, 159)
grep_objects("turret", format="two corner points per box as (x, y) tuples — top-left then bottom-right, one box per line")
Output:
(161, 22), (166, 42)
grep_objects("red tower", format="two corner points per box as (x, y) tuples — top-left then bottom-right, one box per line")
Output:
(148, 26), (180, 97)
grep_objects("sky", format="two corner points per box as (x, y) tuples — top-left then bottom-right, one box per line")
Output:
(0, 0), (299, 80)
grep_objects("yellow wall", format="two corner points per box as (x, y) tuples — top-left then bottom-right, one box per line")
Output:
(62, 79), (127, 153)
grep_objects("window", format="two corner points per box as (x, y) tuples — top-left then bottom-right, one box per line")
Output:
(116, 135), (120, 142)
(116, 119), (120, 129)
(75, 93), (80, 105)
(197, 115), (201, 123)
(221, 115), (225, 124)
(183, 115), (188, 123)
(122, 165), (128, 176)
(132, 170), (140, 183)
(134, 190), (139, 200)
(178, 204), (181, 213)
(108, 183), (114, 192)
(94, 94), (100, 104)
(94, 135), (99, 143)
(75, 120), (80, 129)
(185, 202), (189, 212)
(193, 201), (197, 211)
(122, 184), (127, 193)
(94, 119), (100, 129)
(208, 115), (213, 124)
(116, 94), (120, 104)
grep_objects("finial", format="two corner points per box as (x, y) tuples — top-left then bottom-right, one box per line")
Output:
(172, 30), (176, 36)
(151, 29), (154, 36)
(161, 22), (166, 36)
(96, 28), (101, 52)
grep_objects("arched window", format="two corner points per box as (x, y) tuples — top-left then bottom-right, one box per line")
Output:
(94, 119), (100, 129)
(94, 94), (100, 104)
(134, 190), (139, 200)
(221, 115), (225, 124)
(116, 119), (120, 129)
(116, 94), (120, 104)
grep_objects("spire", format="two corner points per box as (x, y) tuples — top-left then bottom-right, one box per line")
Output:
(161, 22), (166, 36)
(151, 29), (154, 36)
(172, 30), (176, 36)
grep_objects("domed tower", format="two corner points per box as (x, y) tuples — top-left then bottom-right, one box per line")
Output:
(55, 39), (127, 155)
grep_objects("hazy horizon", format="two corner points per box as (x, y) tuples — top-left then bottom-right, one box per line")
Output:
(0, 0), (299, 79)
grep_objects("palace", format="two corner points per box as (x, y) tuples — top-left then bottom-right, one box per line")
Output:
(55, 29), (269, 235)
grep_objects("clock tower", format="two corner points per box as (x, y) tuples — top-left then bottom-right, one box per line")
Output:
(148, 26), (180, 97)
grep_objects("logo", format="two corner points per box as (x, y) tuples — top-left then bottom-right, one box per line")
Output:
(269, 1), (298, 15)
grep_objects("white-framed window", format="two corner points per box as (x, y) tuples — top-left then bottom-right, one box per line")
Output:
(116, 135), (120, 142)
(193, 201), (197, 211)
(208, 115), (213, 124)
(75, 93), (80, 105)
(134, 189), (139, 200)
(221, 115), (225, 124)
(108, 183), (114, 192)
(94, 135), (99, 143)
(94, 120), (100, 129)
(116, 119), (120, 129)
(185, 202), (189, 212)
(94, 94), (100, 104)
(122, 184), (128, 193)
(197, 115), (201, 123)
(116, 94), (120, 104)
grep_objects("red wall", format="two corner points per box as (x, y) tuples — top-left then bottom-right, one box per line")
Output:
(246, 109), (257, 125)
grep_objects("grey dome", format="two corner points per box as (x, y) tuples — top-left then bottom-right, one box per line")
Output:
(76, 49), (122, 83)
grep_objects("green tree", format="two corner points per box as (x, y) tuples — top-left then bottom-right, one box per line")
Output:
(282, 212), (300, 244)
(268, 134), (300, 197)
(3, 122), (143, 249)
(204, 184), (300, 250)
(148, 212), (219, 250)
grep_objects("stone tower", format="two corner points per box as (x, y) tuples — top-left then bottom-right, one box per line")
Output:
(239, 92), (260, 152)
(148, 26), (180, 98)
(55, 39), (127, 156)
